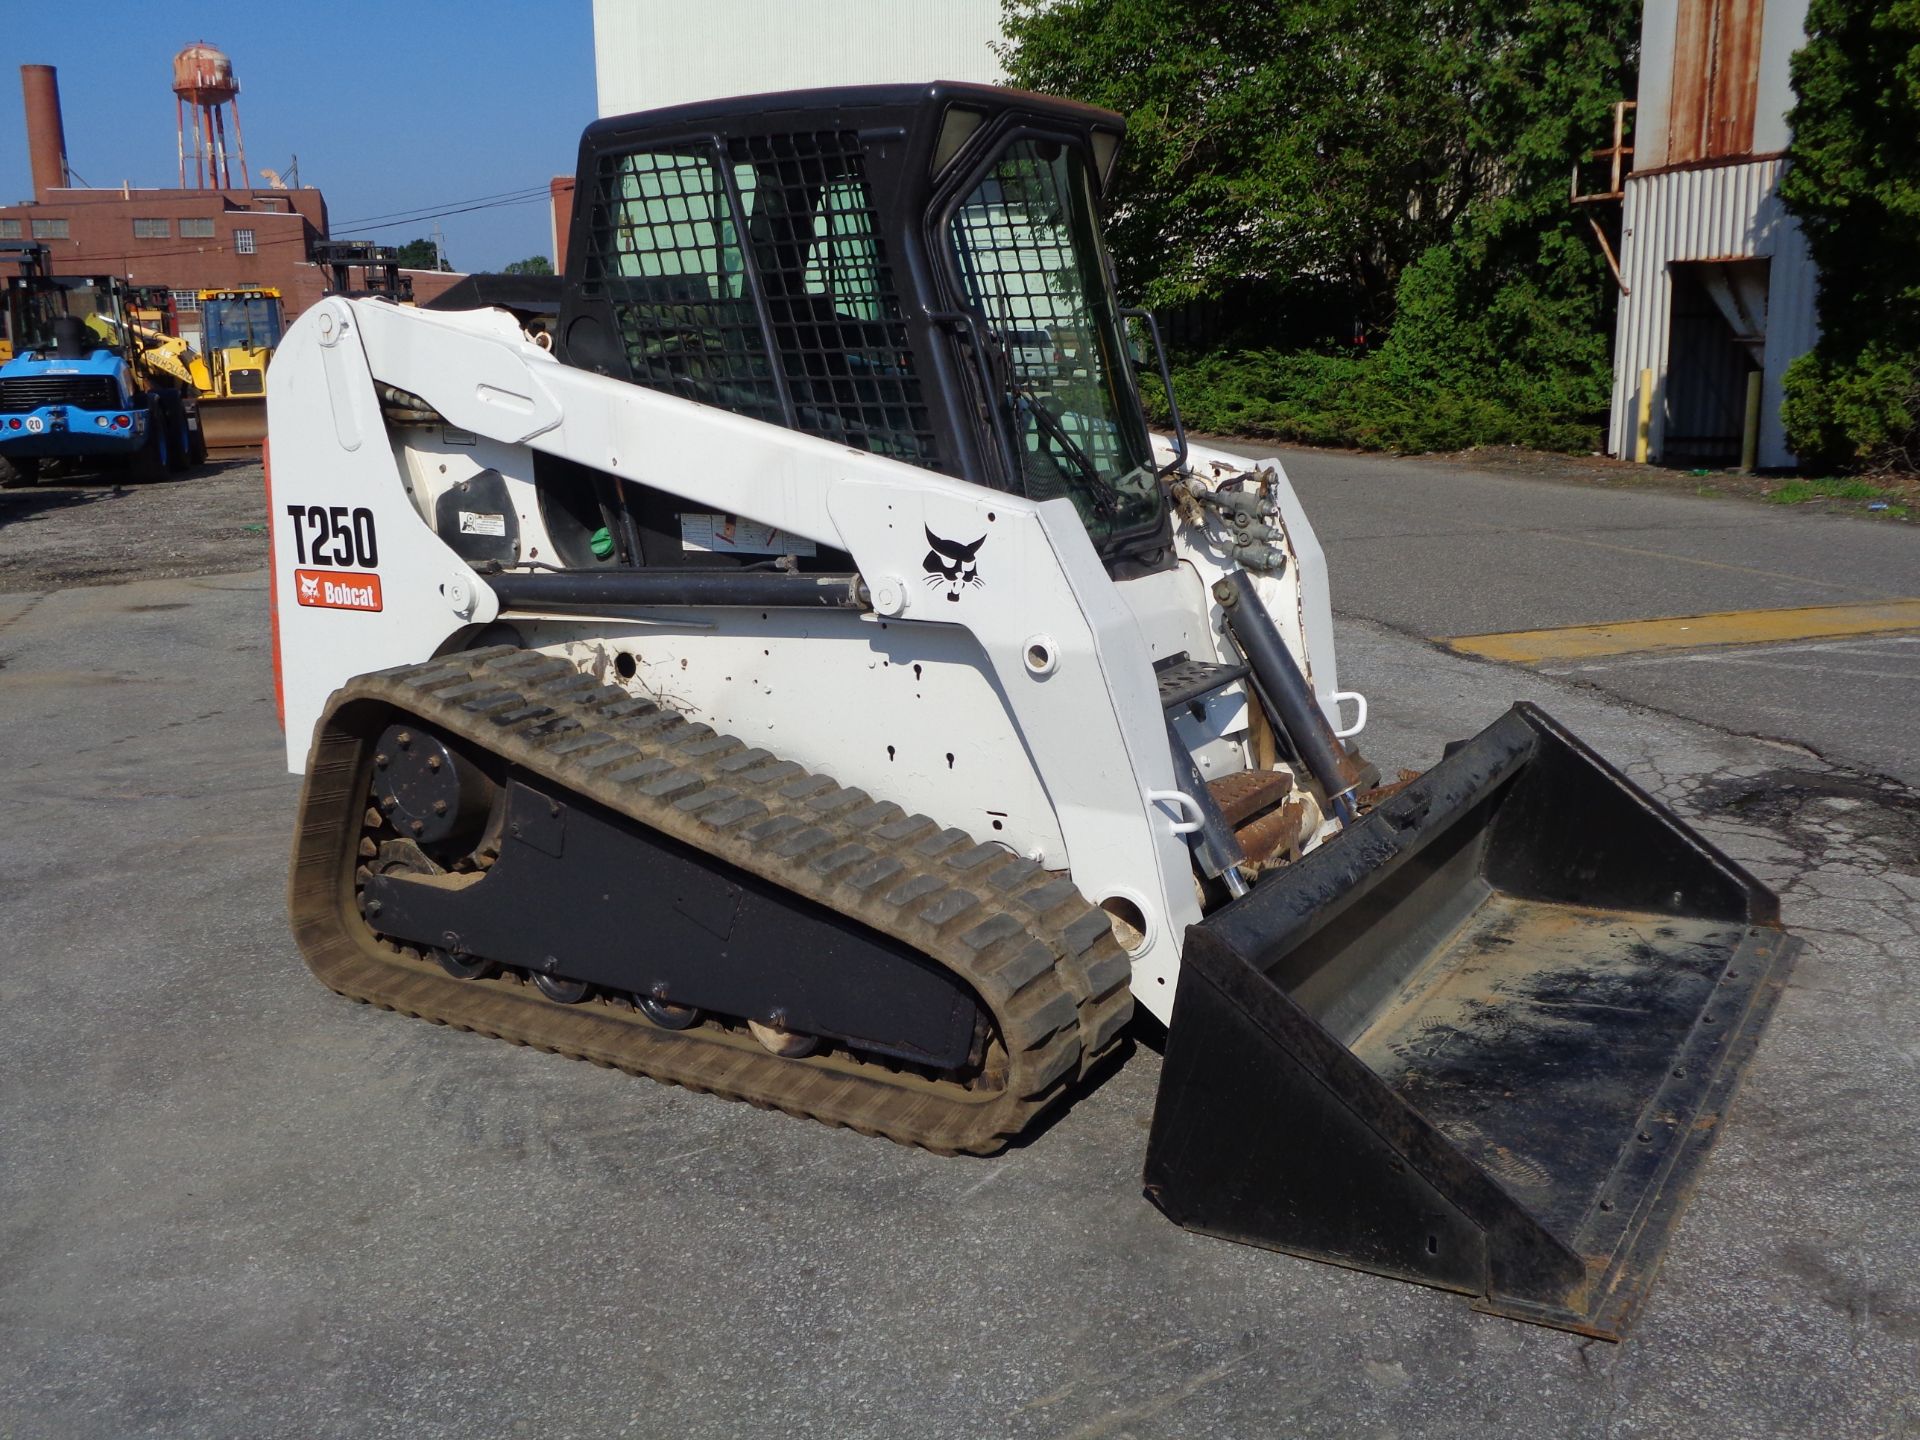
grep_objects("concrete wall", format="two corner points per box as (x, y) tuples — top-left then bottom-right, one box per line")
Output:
(591, 0), (1004, 117)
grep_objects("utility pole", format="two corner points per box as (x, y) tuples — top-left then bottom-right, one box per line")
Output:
(432, 221), (448, 273)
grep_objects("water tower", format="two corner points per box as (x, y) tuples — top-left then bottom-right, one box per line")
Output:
(173, 43), (249, 189)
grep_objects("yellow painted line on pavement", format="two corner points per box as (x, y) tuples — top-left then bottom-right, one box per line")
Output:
(1441, 598), (1920, 664)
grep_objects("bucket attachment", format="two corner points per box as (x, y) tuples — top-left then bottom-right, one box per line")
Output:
(1143, 702), (1797, 1338)
(196, 395), (267, 455)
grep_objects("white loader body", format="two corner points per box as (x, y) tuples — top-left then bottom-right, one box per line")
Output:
(268, 295), (1345, 1024)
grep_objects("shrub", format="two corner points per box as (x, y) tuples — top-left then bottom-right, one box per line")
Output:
(1155, 348), (1603, 454)
(1779, 0), (1920, 471)
(1005, 0), (1635, 454)
(1780, 347), (1920, 474)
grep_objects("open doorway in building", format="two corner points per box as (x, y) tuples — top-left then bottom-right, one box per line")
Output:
(1663, 259), (1767, 464)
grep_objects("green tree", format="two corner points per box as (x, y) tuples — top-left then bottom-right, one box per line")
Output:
(1779, 0), (1920, 471)
(1001, 0), (1476, 321)
(1001, 0), (1639, 452)
(393, 237), (450, 271)
(503, 254), (554, 275)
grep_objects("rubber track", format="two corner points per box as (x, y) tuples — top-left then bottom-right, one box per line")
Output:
(288, 647), (1136, 1154)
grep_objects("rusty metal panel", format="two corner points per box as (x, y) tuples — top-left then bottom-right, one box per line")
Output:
(1710, 0), (1767, 156)
(1669, 0), (1716, 161)
(1669, 0), (1767, 163)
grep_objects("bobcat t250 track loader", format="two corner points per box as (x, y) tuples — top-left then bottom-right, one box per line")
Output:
(267, 83), (1797, 1338)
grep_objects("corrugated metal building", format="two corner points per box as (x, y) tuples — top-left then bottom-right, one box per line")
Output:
(591, 0), (1004, 117)
(1608, 0), (1817, 468)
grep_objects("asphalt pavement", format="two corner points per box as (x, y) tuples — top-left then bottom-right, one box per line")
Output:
(2, 459), (1918, 1438)
(1217, 442), (1920, 787)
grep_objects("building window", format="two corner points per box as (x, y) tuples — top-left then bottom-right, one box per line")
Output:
(234, 228), (256, 255)
(180, 217), (215, 238)
(31, 218), (69, 240)
(133, 218), (171, 239)
(170, 290), (201, 313)
(0, 219), (20, 239)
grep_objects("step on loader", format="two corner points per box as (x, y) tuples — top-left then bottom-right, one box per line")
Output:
(267, 83), (1796, 1338)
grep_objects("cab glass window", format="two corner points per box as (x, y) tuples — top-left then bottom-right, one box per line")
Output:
(947, 138), (1161, 545)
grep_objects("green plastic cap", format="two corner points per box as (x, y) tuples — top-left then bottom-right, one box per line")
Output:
(589, 526), (614, 559)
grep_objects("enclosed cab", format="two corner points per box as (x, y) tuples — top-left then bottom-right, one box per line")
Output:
(198, 286), (283, 399)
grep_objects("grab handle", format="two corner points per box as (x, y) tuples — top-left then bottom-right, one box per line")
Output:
(1146, 789), (1206, 836)
(1332, 690), (1368, 739)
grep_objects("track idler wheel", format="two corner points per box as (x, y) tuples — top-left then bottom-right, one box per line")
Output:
(635, 991), (701, 1030)
(431, 947), (498, 981)
(749, 1016), (820, 1059)
(533, 968), (591, 1004)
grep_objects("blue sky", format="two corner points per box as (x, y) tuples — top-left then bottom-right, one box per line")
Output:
(1, 1), (597, 271)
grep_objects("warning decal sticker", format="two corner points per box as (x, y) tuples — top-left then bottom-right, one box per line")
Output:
(680, 513), (817, 558)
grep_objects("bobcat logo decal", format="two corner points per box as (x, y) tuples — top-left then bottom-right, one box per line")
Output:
(298, 573), (321, 604)
(922, 527), (986, 602)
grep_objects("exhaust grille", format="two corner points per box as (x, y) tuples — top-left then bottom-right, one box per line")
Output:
(227, 369), (265, 395)
(0, 374), (123, 412)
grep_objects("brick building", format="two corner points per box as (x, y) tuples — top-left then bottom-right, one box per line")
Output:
(7, 63), (463, 349)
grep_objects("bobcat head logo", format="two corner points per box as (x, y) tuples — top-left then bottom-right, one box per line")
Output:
(298, 573), (321, 603)
(922, 527), (985, 602)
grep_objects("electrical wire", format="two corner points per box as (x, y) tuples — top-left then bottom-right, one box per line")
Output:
(345, 194), (550, 232)
(330, 185), (552, 229)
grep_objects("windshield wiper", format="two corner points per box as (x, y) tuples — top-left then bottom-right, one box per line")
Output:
(1013, 380), (1124, 520)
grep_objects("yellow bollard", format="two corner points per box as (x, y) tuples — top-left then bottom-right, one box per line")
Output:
(1740, 370), (1763, 473)
(1634, 368), (1652, 464)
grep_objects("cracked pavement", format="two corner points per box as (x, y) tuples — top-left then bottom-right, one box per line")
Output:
(1, 460), (1916, 1437)
(1333, 615), (1920, 1439)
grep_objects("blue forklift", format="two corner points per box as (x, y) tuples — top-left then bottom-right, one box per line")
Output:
(0, 259), (205, 489)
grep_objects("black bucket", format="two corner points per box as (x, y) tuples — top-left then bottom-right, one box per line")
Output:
(1143, 702), (1797, 1337)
